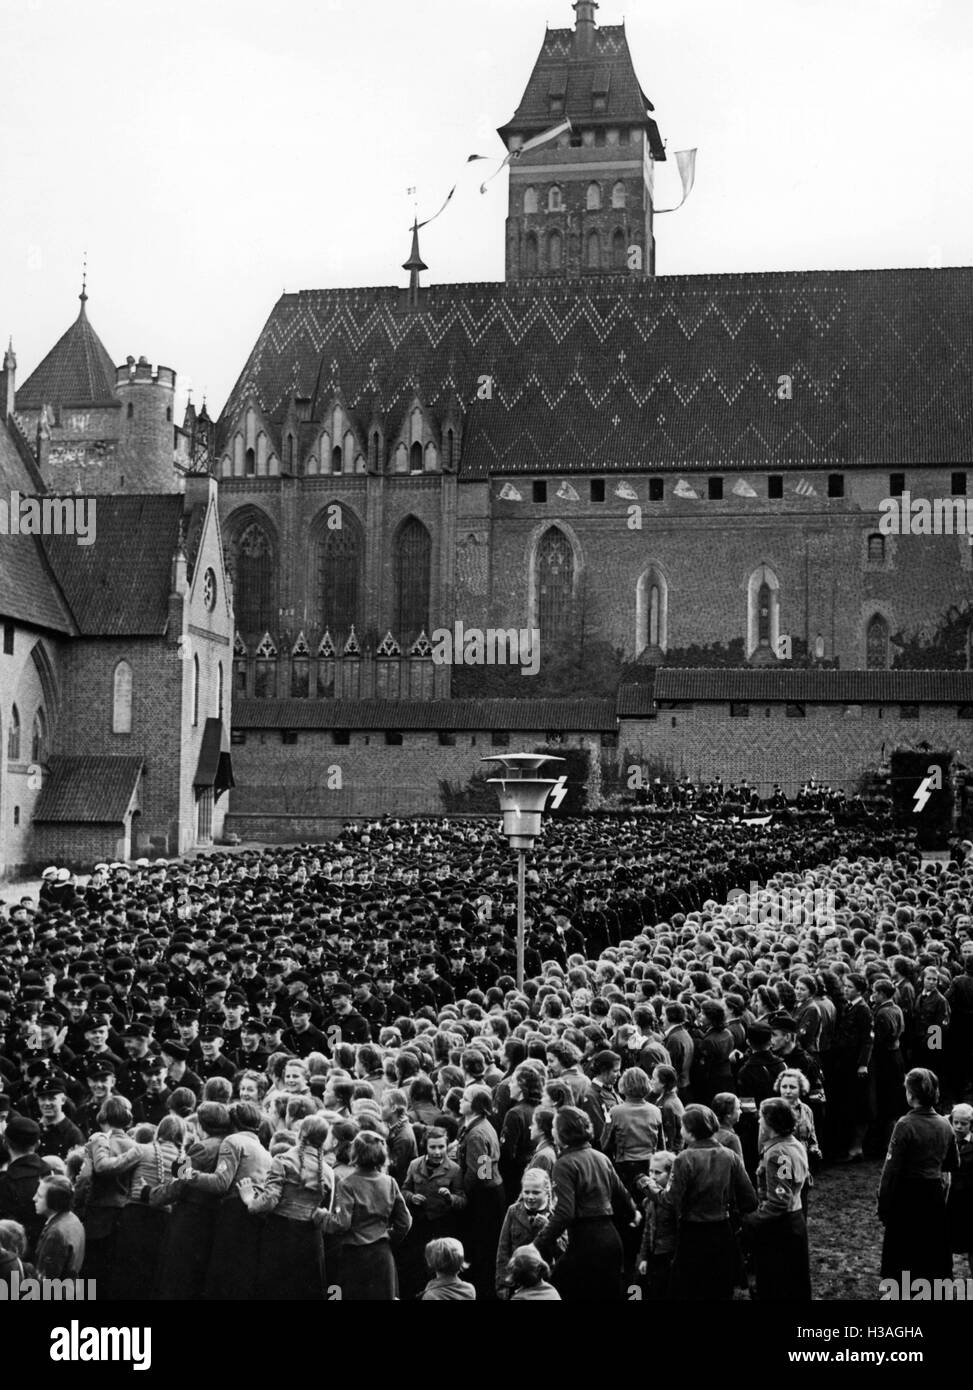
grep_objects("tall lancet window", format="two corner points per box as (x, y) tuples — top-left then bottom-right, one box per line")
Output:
(867, 614), (890, 670)
(535, 527), (575, 645)
(395, 518), (431, 643)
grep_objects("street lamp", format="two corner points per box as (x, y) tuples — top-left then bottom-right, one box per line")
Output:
(482, 753), (565, 990)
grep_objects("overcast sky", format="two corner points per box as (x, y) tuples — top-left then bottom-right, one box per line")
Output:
(0, 0), (970, 417)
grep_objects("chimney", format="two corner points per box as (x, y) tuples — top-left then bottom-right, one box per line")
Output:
(573, 0), (599, 55)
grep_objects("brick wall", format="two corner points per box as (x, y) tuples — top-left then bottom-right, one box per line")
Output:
(617, 703), (973, 797)
(32, 821), (129, 871)
(227, 727), (600, 836)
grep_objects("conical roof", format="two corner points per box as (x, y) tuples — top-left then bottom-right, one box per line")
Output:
(16, 292), (119, 410)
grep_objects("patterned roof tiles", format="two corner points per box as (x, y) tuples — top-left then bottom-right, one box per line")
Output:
(217, 269), (973, 477)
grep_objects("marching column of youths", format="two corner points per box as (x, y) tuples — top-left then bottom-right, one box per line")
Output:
(0, 803), (972, 1300)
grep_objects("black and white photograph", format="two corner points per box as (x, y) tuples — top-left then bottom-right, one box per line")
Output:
(1, 0), (972, 1363)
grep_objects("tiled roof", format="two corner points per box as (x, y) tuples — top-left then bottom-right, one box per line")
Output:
(652, 669), (973, 703)
(616, 680), (657, 716)
(233, 698), (616, 731)
(33, 755), (143, 823)
(16, 299), (119, 410)
(217, 269), (973, 477)
(41, 496), (184, 636)
(0, 423), (74, 635)
(498, 25), (665, 158)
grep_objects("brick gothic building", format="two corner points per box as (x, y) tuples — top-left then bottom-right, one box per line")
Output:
(0, 307), (233, 876)
(211, 2), (973, 833)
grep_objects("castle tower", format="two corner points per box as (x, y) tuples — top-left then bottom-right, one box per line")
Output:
(115, 355), (178, 491)
(499, 2), (667, 281)
(14, 286), (179, 494)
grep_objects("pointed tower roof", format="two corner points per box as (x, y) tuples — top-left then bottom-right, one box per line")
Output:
(498, 4), (665, 159)
(16, 286), (120, 411)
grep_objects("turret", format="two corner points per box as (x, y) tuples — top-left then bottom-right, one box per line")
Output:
(116, 354), (179, 492)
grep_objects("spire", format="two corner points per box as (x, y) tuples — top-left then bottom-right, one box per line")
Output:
(3, 336), (15, 372)
(79, 252), (88, 315)
(402, 219), (428, 307)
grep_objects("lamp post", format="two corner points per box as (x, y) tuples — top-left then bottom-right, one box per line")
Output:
(482, 753), (565, 990)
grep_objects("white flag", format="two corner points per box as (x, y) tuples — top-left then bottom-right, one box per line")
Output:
(656, 149), (698, 214)
(674, 478), (700, 500)
(556, 481), (580, 501)
(498, 482), (523, 501)
(732, 479), (758, 498)
(794, 478), (817, 497)
(477, 120), (573, 193)
(614, 481), (639, 501)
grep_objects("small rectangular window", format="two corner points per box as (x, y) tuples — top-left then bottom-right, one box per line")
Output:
(786, 703), (806, 719)
(730, 702), (750, 719)
(900, 705), (919, 720)
(230, 729), (246, 745)
(648, 477), (664, 501)
(438, 731), (456, 746)
(385, 730), (403, 746)
(491, 730), (510, 747)
(13, 806), (19, 826)
(546, 731), (564, 744)
(590, 479), (606, 503)
(708, 477), (724, 500)
(602, 731), (618, 749)
(952, 472), (967, 497)
(2, 622), (13, 655)
(768, 476), (783, 500)
(843, 704), (862, 719)
(333, 729), (350, 746)
(828, 473), (844, 498)
(532, 480), (548, 503)
(281, 730), (298, 746)
(889, 473), (905, 497)
(867, 535), (886, 563)
(958, 705), (973, 720)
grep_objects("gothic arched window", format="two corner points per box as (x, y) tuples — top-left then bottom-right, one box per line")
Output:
(395, 517), (432, 643)
(524, 187), (538, 214)
(757, 581), (773, 648)
(245, 447), (256, 476)
(636, 567), (668, 654)
(525, 232), (539, 274)
(867, 614), (890, 670)
(586, 230), (600, 269)
(548, 229), (563, 272)
(548, 185), (562, 212)
(232, 521), (275, 635)
(112, 661), (133, 734)
(318, 509), (362, 638)
(410, 442), (423, 473)
(586, 182), (602, 210)
(611, 181), (626, 209)
(7, 705), (19, 762)
(31, 708), (47, 764)
(612, 229), (627, 269)
(192, 655), (200, 727)
(535, 527), (575, 645)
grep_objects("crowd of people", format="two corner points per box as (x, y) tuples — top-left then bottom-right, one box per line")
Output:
(0, 805), (971, 1301)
